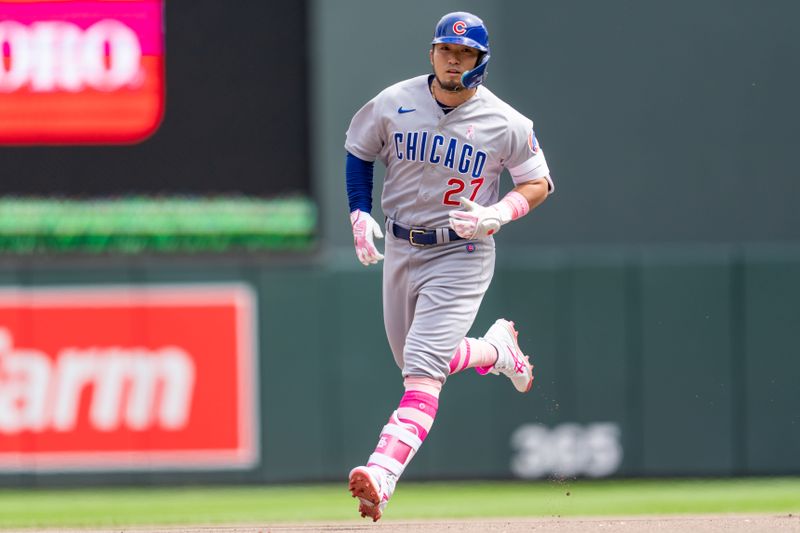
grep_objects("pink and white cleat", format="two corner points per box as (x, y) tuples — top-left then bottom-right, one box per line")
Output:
(479, 318), (534, 393)
(348, 465), (396, 522)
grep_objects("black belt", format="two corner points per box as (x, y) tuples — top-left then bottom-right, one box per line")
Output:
(390, 221), (464, 247)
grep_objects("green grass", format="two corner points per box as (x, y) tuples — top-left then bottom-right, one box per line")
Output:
(0, 478), (798, 528)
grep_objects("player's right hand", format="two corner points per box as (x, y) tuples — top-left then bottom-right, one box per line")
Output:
(448, 197), (502, 239)
(350, 210), (384, 266)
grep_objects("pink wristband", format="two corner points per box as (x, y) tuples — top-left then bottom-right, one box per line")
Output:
(500, 191), (530, 221)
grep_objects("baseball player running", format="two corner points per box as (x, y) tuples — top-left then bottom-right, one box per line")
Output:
(345, 11), (554, 521)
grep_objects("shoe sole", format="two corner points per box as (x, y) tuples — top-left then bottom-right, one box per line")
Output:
(498, 319), (534, 393)
(348, 467), (382, 522)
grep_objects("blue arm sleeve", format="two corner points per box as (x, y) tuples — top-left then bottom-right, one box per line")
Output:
(346, 151), (374, 213)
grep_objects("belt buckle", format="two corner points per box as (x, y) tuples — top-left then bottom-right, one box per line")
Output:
(409, 229), (426, 247)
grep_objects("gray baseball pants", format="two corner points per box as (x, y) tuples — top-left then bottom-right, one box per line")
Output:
(382, 227), (495, 382)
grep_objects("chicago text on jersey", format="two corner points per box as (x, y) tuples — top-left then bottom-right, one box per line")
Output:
(393, 130), (487, 178)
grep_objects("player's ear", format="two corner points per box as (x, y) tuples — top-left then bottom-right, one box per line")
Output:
(429, 46), (434, 66)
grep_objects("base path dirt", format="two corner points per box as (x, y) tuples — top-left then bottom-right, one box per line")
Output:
(19, 514), (800, 533)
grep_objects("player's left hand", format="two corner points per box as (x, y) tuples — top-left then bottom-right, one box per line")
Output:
(448, 197), (502, 239)
(350, 209), (384, 266)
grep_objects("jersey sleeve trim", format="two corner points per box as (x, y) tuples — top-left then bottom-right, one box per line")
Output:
(343, 143), (379, 163)
(509, 150), (554, 192)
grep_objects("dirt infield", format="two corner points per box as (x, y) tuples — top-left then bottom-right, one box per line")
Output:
(22, 514), (799, 533)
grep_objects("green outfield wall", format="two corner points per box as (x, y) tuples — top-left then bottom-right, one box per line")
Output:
(0, 244), (796, 486)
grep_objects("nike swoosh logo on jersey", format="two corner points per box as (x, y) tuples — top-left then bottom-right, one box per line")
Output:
(398, 107), (416, 114)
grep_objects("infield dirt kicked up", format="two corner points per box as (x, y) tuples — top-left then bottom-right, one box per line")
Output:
(18, 513), (799, 533)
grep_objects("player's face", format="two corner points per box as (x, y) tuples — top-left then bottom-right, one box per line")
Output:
(430, 43), (480, 92)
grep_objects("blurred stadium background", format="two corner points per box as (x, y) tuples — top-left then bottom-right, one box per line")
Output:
(0, 0), (797, 498)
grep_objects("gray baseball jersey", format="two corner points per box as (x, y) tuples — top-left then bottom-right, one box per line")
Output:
(346, 74), (552, 228)
(345, 74), (553, 381)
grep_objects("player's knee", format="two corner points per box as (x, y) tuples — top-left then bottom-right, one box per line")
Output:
(402, 361), (448, 383)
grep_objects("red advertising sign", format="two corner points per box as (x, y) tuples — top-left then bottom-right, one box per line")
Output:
(0, 0), (164, 144)
(0, 284), (258, 472)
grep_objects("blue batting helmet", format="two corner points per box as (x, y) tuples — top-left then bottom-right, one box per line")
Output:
(431, 11), (490, 88)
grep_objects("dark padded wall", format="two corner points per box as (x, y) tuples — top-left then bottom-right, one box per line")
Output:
(314, 0), (800, 246)
(0, 0), (309, 196)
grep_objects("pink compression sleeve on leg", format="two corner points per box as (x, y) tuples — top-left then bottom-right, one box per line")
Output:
(449, 338), (499, 375)
(367, 377), (442, 477)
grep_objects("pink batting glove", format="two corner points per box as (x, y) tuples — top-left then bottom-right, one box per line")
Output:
(448, 197), (502, 239)
(350, 209), (384, 266)
(448, 192), (531, 239)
